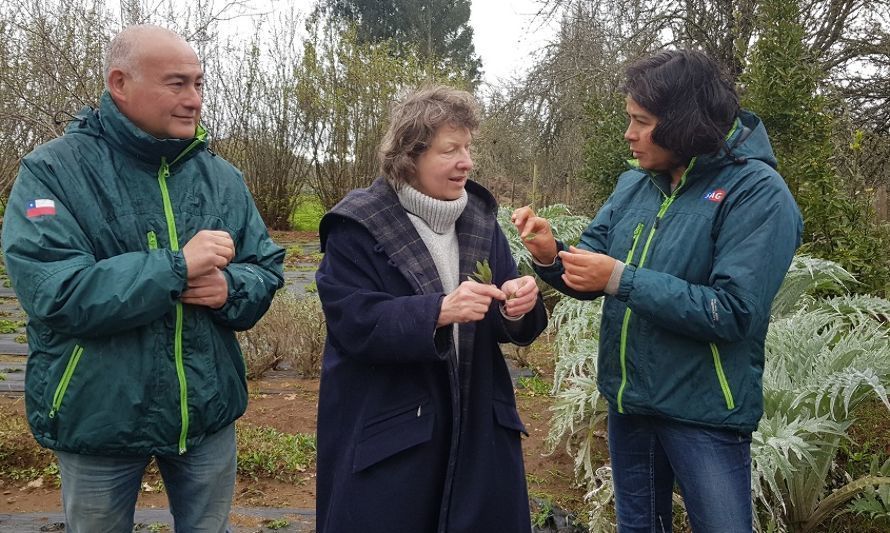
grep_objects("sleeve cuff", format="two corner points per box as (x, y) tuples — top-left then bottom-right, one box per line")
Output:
(604, 260), (625, 295)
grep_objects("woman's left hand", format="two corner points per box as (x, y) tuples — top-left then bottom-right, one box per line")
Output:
(500, 275), (539, 317)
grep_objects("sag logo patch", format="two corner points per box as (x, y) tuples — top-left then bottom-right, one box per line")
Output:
(703, 189), (726, 203)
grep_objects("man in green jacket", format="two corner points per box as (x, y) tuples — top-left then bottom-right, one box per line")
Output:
(0, 25), (284, 532)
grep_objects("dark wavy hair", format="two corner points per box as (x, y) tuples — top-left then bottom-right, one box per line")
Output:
(379, 85), (479, 188)
(622, 49), (739, 163)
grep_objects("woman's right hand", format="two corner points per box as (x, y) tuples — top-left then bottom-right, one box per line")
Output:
(437, 281), (506, 327)
(511, 206), (558, 264)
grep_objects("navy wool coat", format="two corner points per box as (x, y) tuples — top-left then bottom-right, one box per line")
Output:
(315, 178), (548, 533)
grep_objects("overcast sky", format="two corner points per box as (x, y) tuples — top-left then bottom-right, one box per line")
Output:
(175, 0), (559, 86)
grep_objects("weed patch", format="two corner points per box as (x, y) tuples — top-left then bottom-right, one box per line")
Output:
(236, 423), (316, 482)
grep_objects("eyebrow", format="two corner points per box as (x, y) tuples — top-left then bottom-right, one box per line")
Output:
(163, 73), (204, 82)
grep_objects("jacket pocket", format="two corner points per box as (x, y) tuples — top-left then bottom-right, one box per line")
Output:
(352, 398), (434, 473)
(49, 344), (84, 419)
(710, 343), (736, 410)
(493, 399), (528, 437)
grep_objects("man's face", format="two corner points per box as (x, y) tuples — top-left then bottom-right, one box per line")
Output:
(413, 124), (474, 201)
(114, 37), (204, 140)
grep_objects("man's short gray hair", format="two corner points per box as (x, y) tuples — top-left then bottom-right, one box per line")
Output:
(103, 24), (187, 88)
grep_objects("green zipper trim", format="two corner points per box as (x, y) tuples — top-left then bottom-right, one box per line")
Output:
(157, 157), (189, 454)
(147, 231), (158, 250)
(616, 160), (697, 413)
(710, 343), (735, 409)
(616, 223), (644, 413)
(49, 345), (84, 419)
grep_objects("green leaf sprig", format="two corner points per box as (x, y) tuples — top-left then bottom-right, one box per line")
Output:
(468, 259), (493, 284)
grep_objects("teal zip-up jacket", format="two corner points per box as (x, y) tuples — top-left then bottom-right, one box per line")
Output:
(1, 92), (285, 455)
(536, 111), (802, 433)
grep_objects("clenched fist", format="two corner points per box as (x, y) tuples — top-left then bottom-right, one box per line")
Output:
(182, 230), (235, 279)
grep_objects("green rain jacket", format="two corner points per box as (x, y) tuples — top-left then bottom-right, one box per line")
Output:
(1, 92), (285, 456)
(536, 111), (802, 433)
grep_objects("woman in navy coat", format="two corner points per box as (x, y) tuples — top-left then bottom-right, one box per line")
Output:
(315, 86), (548, 533)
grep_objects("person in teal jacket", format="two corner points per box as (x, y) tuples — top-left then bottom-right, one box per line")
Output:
(0, 25), (284, 532)
(513, 50), (802, 531)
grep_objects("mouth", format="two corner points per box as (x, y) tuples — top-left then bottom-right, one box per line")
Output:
(449, 176), (467, 183)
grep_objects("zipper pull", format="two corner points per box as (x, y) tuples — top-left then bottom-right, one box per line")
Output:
(48, 408), (57, 419)
(417, 404), (422, 417)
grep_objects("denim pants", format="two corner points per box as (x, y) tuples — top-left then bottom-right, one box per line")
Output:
(54, 423), (236, 533)
(607, 408), (753, 533)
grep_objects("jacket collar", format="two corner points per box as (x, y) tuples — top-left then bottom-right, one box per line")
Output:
(92, 91), (207, 166)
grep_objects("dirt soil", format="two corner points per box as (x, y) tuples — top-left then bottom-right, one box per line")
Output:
(0, 370), (590, 519)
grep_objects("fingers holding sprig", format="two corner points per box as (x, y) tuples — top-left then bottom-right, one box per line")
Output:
(559, 246), (616, 292)
(510, 205), (557, 264)
(500, 275), (539, 317)
(437, 280), (506, 327)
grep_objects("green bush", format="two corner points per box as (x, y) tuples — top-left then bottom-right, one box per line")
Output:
(289, 195), (326, 232)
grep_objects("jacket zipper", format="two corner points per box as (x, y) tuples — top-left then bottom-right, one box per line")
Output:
(616, 161), (695, 413)
(49, 344), (84, 419)
(710, 343), (735, 409)
(616, 223), (644, 413)
(157, 157), (189, 454)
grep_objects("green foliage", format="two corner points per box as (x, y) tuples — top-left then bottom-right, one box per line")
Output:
(264, 518), (291, 530)
(517, 375), (551, 397)
(236, 423), (317, 482)
(544, 254), (890, 531)
(320, 0), (480, 83)
(0, 319), (23, 334)
(290, 195), (326, 232)
(741, 0), (890, 295)
(468, 259), (492, 284)
(581, 91), (631, 205)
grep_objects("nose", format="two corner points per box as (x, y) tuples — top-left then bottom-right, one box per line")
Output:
(183, 84), (202, 110)
(457, 148), (474, 171)
(624, 123), (636, 142)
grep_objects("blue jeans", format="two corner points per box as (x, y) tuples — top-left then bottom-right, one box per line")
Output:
(608, 408), (752, 533)
(54, 423), (236, 533)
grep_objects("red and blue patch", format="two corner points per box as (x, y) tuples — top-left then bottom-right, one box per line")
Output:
(26, 199), (57, 218)
(703, 189), (726, 203)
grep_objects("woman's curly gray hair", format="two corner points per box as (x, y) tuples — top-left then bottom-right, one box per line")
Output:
(379, 85), (479, 188)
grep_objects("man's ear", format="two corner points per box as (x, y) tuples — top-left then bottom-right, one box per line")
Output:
(107, 68), (128, 101)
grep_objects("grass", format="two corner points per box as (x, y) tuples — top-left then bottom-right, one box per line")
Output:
(0, 319), (23, 334)
(517, 375), (551, 397)
(264, 518), (290, 530)
(289, 195), (325, 232)
(236, 423), (317, 482)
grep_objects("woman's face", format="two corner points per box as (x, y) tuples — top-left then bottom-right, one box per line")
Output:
(413, 124), (474, 201)
(624, 96), (680, 176)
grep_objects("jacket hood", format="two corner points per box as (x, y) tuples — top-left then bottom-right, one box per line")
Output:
(626, 109), (778, 186)
(65, 91), (207, 166)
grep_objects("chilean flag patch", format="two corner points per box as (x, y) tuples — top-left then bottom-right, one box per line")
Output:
(26, 199), (57, 218)
(703, 189), (726, 203)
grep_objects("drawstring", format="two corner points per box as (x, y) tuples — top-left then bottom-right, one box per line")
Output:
(53, 109), (90, 127)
